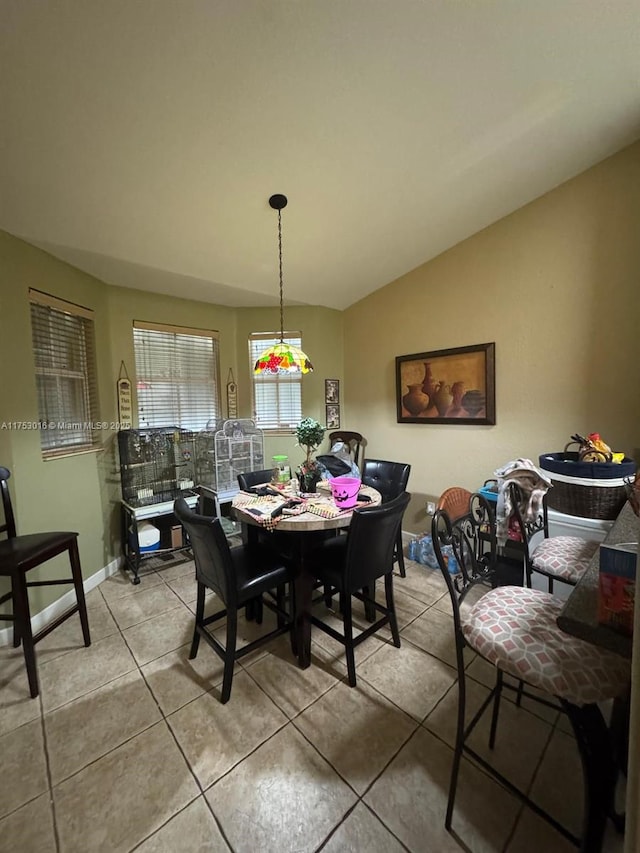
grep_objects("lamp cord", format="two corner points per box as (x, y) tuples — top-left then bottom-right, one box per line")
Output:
(278, 208), (284, 343)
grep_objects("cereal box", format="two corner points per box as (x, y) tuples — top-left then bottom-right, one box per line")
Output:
(598, 542), (637, 635)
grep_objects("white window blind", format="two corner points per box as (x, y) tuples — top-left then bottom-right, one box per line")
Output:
(29, 289), (101, 458)
(134, 321), (221, 430)
(249, 332), (303, 430)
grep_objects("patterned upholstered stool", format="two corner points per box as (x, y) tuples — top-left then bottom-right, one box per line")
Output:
(432, 500), (630, 853)
(509, 481), (599, 593)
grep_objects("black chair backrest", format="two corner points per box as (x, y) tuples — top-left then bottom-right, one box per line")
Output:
(344, 491), (410, 590)
(508, 481), (548, 541)
(237, 469), (274, 491)
(431, 492), (496, 604)
(174, 498), (234, 605)
(361, 459), (411, 501)
(328, 431), (363, 468)
(431, 493), (497, 678)
(0, 466), (16, 539)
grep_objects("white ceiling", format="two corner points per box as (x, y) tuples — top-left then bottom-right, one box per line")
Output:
(2, 1), (639, 310)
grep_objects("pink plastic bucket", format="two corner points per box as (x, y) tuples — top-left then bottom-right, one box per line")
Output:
(330, 476), (361, 509)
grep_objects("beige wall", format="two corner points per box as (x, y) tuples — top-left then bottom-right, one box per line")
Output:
(344, 141), (640, 533)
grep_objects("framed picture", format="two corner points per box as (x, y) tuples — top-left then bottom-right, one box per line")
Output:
(396, 342), (496, 425)
(325, 379), (340, 404)
(326, 404), (340, 429)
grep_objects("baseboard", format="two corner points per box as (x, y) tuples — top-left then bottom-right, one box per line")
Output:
(0, 556), (122, 648)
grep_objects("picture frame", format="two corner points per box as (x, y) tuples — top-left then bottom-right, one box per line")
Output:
(325, 378), (340, 404)
(396, 342), (496, 425)
(326, 404), (340, 429)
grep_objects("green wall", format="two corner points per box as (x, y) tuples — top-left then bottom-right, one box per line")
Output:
(0, 233), (342, 614)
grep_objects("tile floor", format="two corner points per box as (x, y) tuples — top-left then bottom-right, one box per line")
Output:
(0, 557), (626, 853)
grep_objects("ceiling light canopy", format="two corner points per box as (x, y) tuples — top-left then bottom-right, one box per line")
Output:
(253, 194), (313, 376)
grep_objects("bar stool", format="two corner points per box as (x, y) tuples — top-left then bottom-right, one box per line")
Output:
(0, 466), (91, 698)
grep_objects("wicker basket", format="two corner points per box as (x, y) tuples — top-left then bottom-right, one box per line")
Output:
(539, 452), (636, 519)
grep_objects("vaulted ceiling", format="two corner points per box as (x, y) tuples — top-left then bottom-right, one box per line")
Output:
(2, 1), (639, 310)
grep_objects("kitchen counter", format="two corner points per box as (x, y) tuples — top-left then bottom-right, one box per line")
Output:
(557, 501), (638, 658)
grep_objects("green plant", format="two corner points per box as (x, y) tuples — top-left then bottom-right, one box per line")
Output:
(295, 417), (325, 471)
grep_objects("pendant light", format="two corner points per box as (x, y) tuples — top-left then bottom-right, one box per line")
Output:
(253, 194), (313, 375)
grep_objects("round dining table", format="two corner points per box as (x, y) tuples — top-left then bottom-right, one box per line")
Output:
(232, 482), (382, 668)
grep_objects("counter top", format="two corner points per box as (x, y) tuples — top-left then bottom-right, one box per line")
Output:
(557, 502), (638, 658)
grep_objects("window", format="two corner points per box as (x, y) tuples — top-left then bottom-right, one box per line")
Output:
(249, 332), (303, 430)
(29, 289), (100, 458)
(133, 321), (221, 430)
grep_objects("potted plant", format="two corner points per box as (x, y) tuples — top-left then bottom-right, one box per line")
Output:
(295, 417), (325, 492)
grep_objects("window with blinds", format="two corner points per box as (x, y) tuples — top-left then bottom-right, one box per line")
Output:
(29, 289), (101, 458)
(133, 321), (221, 430)
(249, 332), (303, 430)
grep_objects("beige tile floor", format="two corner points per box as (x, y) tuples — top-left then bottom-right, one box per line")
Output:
(0, 557), (626, 853)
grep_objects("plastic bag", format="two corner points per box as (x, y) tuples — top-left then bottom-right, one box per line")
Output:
(409, 534), (458, 573)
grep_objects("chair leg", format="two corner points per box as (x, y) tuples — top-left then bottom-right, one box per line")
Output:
(221, 609), (237, 704)
(384, 573), (400, 647)
(395, 531), (406, 578)
(288, 582), (298, 657)
(548, 576), (554, 595)
(13, 574), (39, 698)
(254, 595), (264, 625)
(245, 599), (255, 622)
(11, 580), (21, 648)
(362, 583), (376, 622)
(323, 583), (333, 608)
(446, 648), (467, 831)
(69, 540), (91, 647)
(276, 584), (285, 629)
(189, 581), (205, 659)
(562, 700), (617, 853)
(489, 669), (504, 749)
(342, 594), (357, 687)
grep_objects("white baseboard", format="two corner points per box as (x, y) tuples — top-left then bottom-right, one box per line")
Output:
(0, 556), (122, 648)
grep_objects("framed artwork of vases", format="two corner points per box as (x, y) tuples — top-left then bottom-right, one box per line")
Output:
(396, 342), (496, 425)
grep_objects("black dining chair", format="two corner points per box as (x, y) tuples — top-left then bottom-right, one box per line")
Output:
(307, 491), (411, 687)
(508, 481), (598, 594)
(328, 431), (364, 469)
(361, 459), (411, 577)
(173, 497), (294, 703)
(431, 496), (630, 851)
(0, 466), (91, 698)
(236, 469), (297, 620)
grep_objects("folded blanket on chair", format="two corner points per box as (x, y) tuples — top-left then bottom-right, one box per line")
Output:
(493, 458), (552, 546)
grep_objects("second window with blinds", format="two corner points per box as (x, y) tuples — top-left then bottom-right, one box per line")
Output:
(133, 321), (221, 430)
(249, 332), (303, 431)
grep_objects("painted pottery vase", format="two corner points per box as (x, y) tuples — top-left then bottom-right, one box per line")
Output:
(462, 389), (485, 416)
(421, 362), (436, 402)
(402, 384), (430, 416)
(450, 381), (465, 408)
(432, 381), (453, 417)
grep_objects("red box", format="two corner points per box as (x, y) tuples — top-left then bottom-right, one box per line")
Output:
(598, 542), (637, 635)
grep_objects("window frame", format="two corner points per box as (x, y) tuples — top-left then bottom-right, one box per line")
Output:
(133, 320), (222, 431)
(29, 288), (101, 460)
